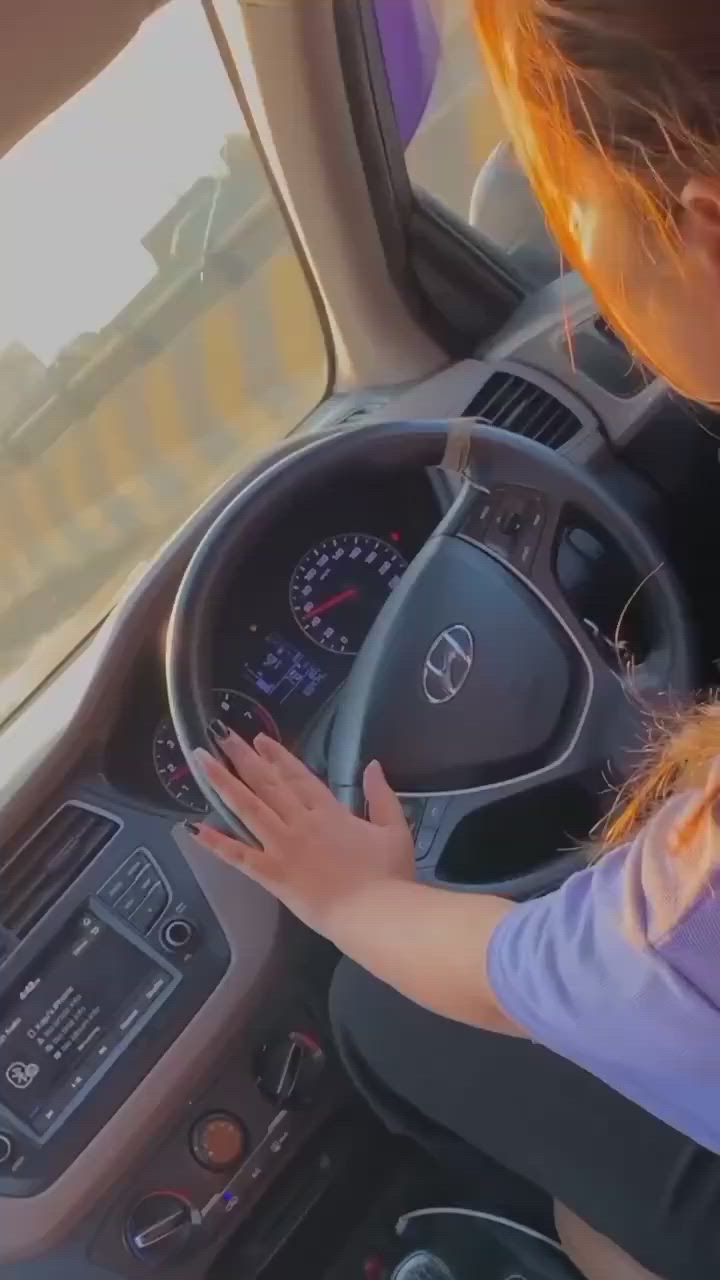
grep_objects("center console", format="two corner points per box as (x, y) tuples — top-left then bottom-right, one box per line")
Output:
(0, 809), (230, 1198)
(91, 1001), (345, 1274)
(0, 790), (348, 1278)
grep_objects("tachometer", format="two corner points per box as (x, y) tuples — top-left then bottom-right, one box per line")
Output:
(289, 533), (408, 655)
(152, 689), (279, 813)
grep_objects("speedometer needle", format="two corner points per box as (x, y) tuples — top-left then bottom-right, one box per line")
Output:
(305, 587), (359, 619)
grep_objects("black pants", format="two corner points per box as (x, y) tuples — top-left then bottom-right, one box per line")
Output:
(330, 960), (720, 1280)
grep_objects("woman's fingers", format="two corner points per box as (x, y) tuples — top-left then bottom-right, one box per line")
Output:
(210, 726), (303, 823)
(363, 759), (405, 827)
(194, 748), (286, 844)
(191, 822), (281, 889)
(254, 735), (337, 810)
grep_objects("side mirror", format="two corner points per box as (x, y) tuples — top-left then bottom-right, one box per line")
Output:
(373, 0), (441, 147)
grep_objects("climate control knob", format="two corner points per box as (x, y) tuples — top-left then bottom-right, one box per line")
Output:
(126, 1192), (201, 1265)
(255, 1031), (326, 1109)
(190, 1112), (246, 1172)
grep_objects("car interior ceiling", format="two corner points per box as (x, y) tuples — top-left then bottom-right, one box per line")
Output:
(1, 4), (719, 1280)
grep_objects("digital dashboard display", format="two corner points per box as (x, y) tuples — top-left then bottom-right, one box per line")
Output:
(242, 631), (328, 706)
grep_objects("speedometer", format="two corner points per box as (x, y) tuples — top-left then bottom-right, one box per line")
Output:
(289, 533), (408, 655)
(152, 689), (279, 813)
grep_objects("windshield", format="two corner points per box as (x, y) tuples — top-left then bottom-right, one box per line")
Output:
(0, 0), (326, 726)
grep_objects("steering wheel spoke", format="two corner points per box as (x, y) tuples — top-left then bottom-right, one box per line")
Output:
(408, 782), (590, 901)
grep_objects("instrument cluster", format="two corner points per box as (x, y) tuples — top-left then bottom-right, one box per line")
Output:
(104, 469), (439, 814)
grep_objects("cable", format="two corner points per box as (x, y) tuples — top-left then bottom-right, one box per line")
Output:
(395, 1207), (566, 1254)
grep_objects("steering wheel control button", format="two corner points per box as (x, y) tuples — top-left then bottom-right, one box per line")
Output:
(130, 882), (169, 935)
(462, 486), (546, 573)
(514, 500), (546, 573)
(498, 510), (523, 537)
(190, 1113), (246, 1173)
(98, 851), (149, 907)
(414, 828), (437, 862)
(0, 1134), (14, 1166)
(462, 495), (494, 544)
(485, 492), (531, 559)
(424, 798), (449, 830)
(400, 798), (426, 836)
(160, 918), (197, 953)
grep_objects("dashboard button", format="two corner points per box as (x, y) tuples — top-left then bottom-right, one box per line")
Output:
(203, 1151), (267, 1228)
(31, 1103), (61, 1136)
(116, 882), (151, 920)
(135, 867), (160, 898)
(140, 971), (172, 1007)
(98, 852), (149, 907)
(130, 883), (168, 935)
(0, 1134), (13, 1166)
(160, 919), (197, 953)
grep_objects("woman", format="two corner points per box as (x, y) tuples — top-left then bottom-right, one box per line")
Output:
(188, 4), (720, 1276)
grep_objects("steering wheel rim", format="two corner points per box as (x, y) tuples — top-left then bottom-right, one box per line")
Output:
(167, 421), (696, 887)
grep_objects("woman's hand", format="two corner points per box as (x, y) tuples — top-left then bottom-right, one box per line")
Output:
(189, 727), (415, 936)
(189, 725), (516, 1032)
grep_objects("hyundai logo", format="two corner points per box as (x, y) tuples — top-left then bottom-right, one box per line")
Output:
(423, 625), (475, 704)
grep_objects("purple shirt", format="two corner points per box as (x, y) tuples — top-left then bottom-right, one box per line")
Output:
(488, 789), (720, 1152)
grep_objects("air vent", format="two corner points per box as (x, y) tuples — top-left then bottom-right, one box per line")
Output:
(0, 804), (120, 942)
(465, 373), (581, 449)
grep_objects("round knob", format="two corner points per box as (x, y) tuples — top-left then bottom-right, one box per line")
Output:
(160, 918), (196, 953)
(190, 1112), (246, 1172)
(255, 1031), (326, 1109)
(126, 1192), (200, 1265)
(0, 1134), (13, 1167)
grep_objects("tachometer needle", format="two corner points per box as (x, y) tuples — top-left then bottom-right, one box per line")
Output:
(305, 587), (359, 619)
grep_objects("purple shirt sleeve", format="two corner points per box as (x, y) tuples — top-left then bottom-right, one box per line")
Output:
(487, 792), (720, 1152)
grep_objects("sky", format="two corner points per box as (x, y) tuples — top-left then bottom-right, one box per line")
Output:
(0, 0), (249, 363)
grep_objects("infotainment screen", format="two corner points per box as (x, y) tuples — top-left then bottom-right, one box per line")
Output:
(0, 909), (175, 1136)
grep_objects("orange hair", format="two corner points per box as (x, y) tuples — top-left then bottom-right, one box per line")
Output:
(474, 0), (720, 398)
(473, 0), (720, 850)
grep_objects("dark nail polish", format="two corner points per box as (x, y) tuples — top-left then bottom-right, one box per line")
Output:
(209, 718), (230, 741)
(184, 820), (200, 836)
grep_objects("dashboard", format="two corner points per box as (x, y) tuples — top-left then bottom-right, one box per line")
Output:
(104, 471), (439, 817)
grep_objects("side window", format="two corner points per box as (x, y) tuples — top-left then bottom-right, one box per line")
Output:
(374, 0), (561, 287)
(0, 0), (327, 724)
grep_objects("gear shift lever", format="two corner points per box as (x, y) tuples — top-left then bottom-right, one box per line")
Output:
(391, 1253), (457, 1280)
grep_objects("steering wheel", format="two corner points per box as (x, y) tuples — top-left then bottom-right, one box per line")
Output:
(167, 421), (696, 900)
